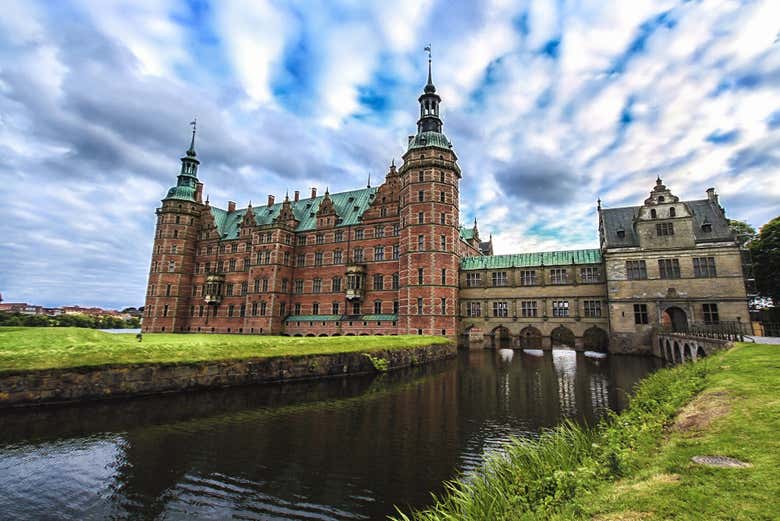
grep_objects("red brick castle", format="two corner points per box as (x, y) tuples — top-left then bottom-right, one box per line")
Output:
(143, 60), (490, 338)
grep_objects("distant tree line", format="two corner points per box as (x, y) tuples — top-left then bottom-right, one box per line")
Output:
(0, 312), (141, 329)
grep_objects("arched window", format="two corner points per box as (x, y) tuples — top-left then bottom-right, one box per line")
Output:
(650, 209), (657, 218)
(669, 207), (676, 217)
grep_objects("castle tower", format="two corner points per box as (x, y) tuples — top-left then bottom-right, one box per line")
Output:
(398, 53), (462, 338)
(143, 123), (203, 332)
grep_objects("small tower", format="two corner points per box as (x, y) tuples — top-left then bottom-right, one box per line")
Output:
(398, 49), (462, 338)
(143, 121), (204, 333)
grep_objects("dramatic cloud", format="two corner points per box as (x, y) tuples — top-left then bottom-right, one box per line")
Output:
(0, 0), (778, 308)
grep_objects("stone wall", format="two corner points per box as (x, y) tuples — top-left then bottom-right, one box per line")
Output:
(0, 342), (456, 408)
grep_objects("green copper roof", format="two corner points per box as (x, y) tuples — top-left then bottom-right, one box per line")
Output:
(459, 226), (476, 241)
(210, 186), (379, 240)
(284, 314), (397, 323)
(164, 185), (197, 201)
(408, 131), (453, 151)
(460, 248), (602, 270)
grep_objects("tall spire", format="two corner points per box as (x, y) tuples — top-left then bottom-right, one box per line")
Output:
(187, 118), (197, 157)
(424, 44), (435, 93)
(417, 45), (443, 134)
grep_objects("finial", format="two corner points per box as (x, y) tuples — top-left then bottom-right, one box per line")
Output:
(597, 197), (602, 209)
(205, 194), (209, 204)
(285, 190), (289, 202)
(424, 44), (435, 93)
(473, 217), (478, 228)
(187, 118), (197, 157)
(367, 172), (371, 188)
(248, 200), (252, 207)
(325, 186), (330, 195)
(391, 157), (395, 167)
(656, 175), (662, 184)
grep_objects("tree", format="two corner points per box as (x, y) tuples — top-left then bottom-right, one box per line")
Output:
(750, 216), (780, 305)
(729, 219), (756, 247)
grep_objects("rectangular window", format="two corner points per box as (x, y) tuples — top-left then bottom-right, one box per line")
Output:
(417, 298), (423, 314)
(254, 278), (260, 293)
(584, 300), (602, 318)
(333, 250), (343, 264)
(393, 244), (400, 259)
(316, 233), (324, 245)
(297, 235), (306, 245)
(492, 301), (508, 318)
(283, 251), (290, 264)
(466, 272), (481, 287)
(373, 274), (384, 290)
(226, 284), (233, 296)
(228, 304), (234, 318)
(521, 300), (537, 317)
(552, 300), (569, 317)
(312, 302), (320, 314)
(439, 191), (445, 202)
(332, 277), (342, 292)
(375, 225), (384, 238)
(440, 213), (446, 225)
(252, 302), (258, 316)
(392, 273), (399, 289)
(297, 254), (305, 267)
(418, 235), (425, 250)
(703, 303), (719, 324)
(335, 230), (344, 242)
(281, 279), (288, 291)
(262, 278), (269, 292)
(656, 222), (674, 236)
(165, 284), (172, 297)
(626, 260), (648, 280)
(658, 258), (681, 279)
(332, 302), (340, 314)
(417, 212), (424, 224)
(467, 302), (481, 317)
(374, 246), (384, 261)
(374, 301), (382, 314)
(440, 235), (446, 250)
(241, 281), (248, 296)
(393, 224), (400, 236)
(163, 304), (169, 317)
(294, 303), (301, 315)
(441, 268), (446, 285)
(693, 257), (717, 278)
(393, 300), (399, 314)
(550, 268), (568, 284)
(239, 303), (246, 317)
(580, 267), (601, 283)
(295, 279), (304, 294)
(634, 304), (649, 324)
(418, 190), (425, 202)
(314, 252), (323, 266)
(520, 270), (536, 286)
(492, 272), (508, 287)
(260, 302), (267, 316)
(355, 228), (364, 240)
(279, 302), (286, 316)
(353, 248), (363, 262)
(441, 297), (446, 314)
(418, 268), (424, 284)
(313, 278), (322, 293)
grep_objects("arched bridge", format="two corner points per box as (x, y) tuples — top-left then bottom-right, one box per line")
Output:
(653, 322), (745, 363)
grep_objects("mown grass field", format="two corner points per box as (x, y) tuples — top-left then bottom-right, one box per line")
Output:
(0, 327), (450, 372)
(394, 342), (780, 521)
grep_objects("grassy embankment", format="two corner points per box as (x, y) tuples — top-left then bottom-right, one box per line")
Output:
(394, 343), (780, 521)
(0, 327), (450, 372)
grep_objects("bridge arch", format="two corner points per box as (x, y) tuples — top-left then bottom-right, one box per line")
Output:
(683, 343), (692, 362)
(551, 325), (576, 349)
(583, 326), (609, 352)
(696, 345), (705, 359)
(518, 326), (542, 349)
(673, 341), (681, 363)
(490, 325), (512, 349)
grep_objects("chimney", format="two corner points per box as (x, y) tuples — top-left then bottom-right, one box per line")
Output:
(195, 182), (203, 204)
(706, 187), (718, 205)
(267, 194), (275, 206)
(311, 187), (317, 198)
(294, 190), (300, 202)
(228, 201), (236, 213)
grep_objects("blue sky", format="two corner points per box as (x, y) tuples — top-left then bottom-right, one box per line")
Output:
(0, 0), (779, 309)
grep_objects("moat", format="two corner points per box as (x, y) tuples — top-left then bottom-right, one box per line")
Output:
(0, 349), (661, 520)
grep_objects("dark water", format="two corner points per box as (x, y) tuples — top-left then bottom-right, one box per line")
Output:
(0, 349), (661, 521)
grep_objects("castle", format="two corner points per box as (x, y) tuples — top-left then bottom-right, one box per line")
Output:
(143, 60), (750, 354)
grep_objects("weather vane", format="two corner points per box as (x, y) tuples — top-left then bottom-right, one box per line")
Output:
(424, 44), (432, 60)
(190, 117), (197, 134)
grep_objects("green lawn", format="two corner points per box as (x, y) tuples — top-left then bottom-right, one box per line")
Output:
(0, 327), (451, 372)
(578, 342), (780, 521)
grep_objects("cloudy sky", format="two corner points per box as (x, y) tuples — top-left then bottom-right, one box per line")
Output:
(1, 0), (778, 309)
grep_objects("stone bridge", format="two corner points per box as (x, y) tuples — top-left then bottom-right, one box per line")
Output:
(652, 332), (732, 363)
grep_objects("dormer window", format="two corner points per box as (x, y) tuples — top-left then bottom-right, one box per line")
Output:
(701, 221), (712, 233)
(669, 207), (676, 217)
(650, 209), (657, 218)
(658, 196), (665, 202)
(616, 228), (626, 239)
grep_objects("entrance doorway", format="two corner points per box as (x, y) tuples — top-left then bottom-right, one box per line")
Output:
(662, 306), (688, 332)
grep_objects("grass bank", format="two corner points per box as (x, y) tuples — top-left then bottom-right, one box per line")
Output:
(393, 343), (780, 521)
(0, 327), (450, 372)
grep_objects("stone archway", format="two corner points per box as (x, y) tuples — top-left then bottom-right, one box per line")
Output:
(551, 325), (576, 349)
(518, 326), (542, 349)
(673, 341), (681, 363)
(683, 343), (693, 361)
(583, 326), (609, 352)
(696, 345), (705, 359)
(662, 306), (688, 332)
(491, 325), (512, 349)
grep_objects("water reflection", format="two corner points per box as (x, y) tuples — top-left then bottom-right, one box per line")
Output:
(0, 350), (661, 520)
